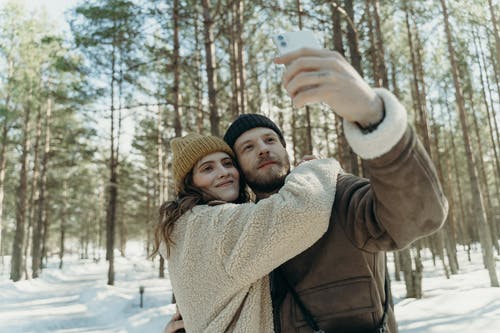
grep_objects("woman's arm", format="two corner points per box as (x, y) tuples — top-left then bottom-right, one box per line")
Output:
(191, 158), (340, 284)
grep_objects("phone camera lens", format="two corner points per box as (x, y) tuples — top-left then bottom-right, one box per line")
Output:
(280, 41), (287, 47)
(278, 35), (284, 40)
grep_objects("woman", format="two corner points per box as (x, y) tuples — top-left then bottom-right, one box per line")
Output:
(153, 133), (341, 332)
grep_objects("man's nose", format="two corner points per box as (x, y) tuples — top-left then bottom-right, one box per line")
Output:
(257, 140), (270, 156)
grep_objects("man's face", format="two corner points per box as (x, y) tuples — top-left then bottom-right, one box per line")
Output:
(233, 127), (290, 197)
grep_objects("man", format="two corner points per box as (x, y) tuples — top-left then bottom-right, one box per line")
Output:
(165, 48), (447, 333)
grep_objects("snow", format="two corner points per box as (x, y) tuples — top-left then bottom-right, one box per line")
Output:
(1, 242), (499, 333)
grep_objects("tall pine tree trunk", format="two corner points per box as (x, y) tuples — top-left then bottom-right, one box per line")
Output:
(372, 0), (389, 88)
(172, 0), (182, 137)
(440, 0), (498, 287)
(106, 35), (118, 286)
(487, 0), (500, 76)
(342, 0), (362, 175)
(193, 2), (204, 132)
(59, 179), (68, 269)
(27, 104), (42, 278)
(202, 0), (220, 136)
(10, 90), (32, 282)
(235, 0), (246, 115)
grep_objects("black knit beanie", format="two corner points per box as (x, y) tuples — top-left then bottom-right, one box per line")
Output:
(223, 114), (286, 148)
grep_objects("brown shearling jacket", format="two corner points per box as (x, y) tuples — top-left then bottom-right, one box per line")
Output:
(271, 126), (448, 333)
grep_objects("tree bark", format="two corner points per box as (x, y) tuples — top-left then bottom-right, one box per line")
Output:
(474, 30), (500, 182)
(10, 89), (32, 282)
(28, 102), (43, 278)
(487, 0), (500, 76)
(235, 0), (246, 115)
(106, 33), (118, 286)
(193, 2), (204, 132)
(172, 0), (182, 137)
(372, 0), (389, 88)
(342, 0), (362, 175)
(0, 71), (13, 270)
(202, 0), (220, 136)
(59, 179), (68, 269)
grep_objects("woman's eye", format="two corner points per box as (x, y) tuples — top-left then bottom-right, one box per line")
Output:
(201, 166), (213, 172)
(223, 160), (234, 167)
(267, 137), (276, 143)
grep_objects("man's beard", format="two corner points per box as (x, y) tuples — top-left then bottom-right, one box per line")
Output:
(246, 172), (287, 194)
(244, 155), (291, 195)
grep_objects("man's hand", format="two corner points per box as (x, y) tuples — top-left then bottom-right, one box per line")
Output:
(274, 48), (383, 128)
(163, 309), (185, 333)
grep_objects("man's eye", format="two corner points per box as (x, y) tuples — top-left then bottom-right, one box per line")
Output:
(243, 145), (253, 151)
(266, 137), (276, 143)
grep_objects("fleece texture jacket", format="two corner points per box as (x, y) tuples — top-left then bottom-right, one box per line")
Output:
(161, 158), (342, 333)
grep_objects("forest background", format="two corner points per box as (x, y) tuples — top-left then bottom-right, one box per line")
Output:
(0, 0), (499, 302)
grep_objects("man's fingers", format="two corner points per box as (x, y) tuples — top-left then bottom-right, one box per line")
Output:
(282, 57), (321, 87)
(292, 85), (335, 110)
(285, 71), (335, 99)
(171, 311), (181, 320)
(274, 47), (334, 65)
(172, 320), (184, 331)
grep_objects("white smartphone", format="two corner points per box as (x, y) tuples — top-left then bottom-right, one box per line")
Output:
(272, 30), (321, 55)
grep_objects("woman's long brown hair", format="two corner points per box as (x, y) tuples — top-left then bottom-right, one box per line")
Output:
(152, 166), (250, 258)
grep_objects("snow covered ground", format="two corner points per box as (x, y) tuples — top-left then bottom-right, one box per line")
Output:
(0, 242), (499, 333)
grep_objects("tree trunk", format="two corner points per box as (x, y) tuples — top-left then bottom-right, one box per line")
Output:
(59, 179), (68, 269)
(0, 117), (7, 270)
(344, 0), (362, 74)
(202, 0), (220, 136)
(372, 0), (389, 88)
(342, 0), (362, 175)
(445, 101), (469, 248)
(440, 0), (498, 287)
(10, 90), (32, 282)
(172, 0), (182, 137)
(194, 3), (204, 133)
(331, 2), (344, 55)
(399, 246), (423, 298)
(474, 30), (500, 182)
(403, 1), (428, 150)
(235, 0), (246, 115)
(466, 72), (499, 252)
(26, 103), (42, 278)
(393, 251), (401, 281)
(487, 0), (500, 76)
(106, 35), (118, 286)
(294, 0), (313, 155)
(429, 104), (459, 274)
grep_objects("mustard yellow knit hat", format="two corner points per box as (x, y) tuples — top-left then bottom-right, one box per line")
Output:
(171, 133), (234, 191)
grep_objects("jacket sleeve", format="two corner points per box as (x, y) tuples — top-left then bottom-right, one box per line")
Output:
(336, 88), (448, 251)
(191, 159), (339, 283)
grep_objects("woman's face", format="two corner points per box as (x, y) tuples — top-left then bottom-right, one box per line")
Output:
(192, 152), (240, 202)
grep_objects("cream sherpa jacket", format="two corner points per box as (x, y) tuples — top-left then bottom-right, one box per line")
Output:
(161, 159), (341, 333)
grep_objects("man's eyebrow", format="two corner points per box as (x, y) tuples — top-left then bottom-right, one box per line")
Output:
(235, 139), (253, 149)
